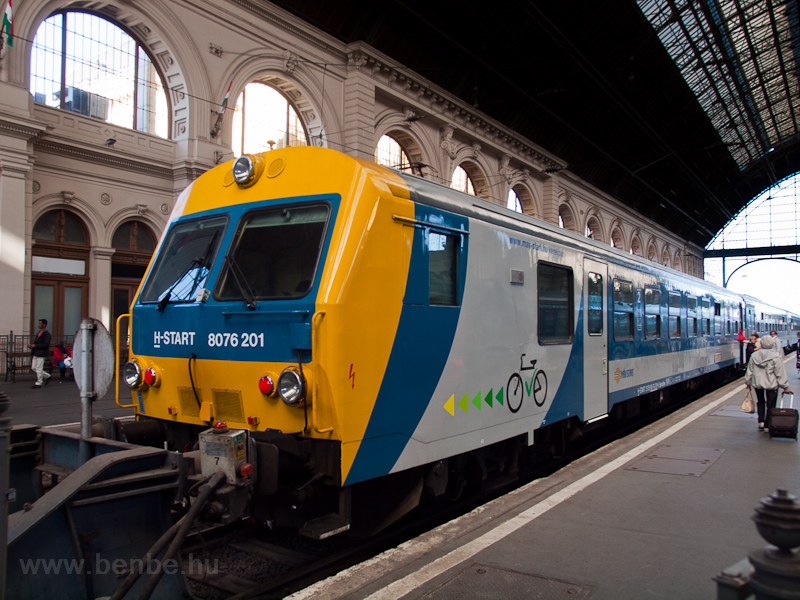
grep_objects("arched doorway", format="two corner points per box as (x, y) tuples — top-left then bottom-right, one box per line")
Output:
(31, 209), (90, 339)
(111, 220), (156, 338)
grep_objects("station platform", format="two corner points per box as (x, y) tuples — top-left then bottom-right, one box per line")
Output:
(289, 354), (800, 600)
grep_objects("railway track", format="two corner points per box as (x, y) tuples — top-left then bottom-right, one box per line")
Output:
(176, 371), (742, 600)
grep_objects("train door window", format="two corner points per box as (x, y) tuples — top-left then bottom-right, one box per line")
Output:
(429, 231), (459, 306)
(668, 292), (681, 338)
(613, 279), (634, 341)
(714, 302), (722, 334)
(687, 296), (697, 337)
(587, 272), (603, 335)
(644, 286), (660, 339)
(701, 298), (710, 335)
(538, 263), (574, 343)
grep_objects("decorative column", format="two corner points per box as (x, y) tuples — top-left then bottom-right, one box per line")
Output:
(344, 51), (376, 161)
(90, 246), (115, 331)
(542, 173), (560, 226)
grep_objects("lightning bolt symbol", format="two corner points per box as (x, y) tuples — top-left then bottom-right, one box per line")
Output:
(349, 364), (355, 389)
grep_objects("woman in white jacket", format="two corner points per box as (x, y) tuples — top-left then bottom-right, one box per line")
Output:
(744, 335), (792, 431)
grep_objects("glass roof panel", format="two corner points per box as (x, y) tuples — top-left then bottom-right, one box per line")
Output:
(638, 0), (800, 170)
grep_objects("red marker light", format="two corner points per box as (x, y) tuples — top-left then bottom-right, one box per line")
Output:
(213, 421), (228, 433)
(144, 368), (157, 386)
(238, 462), (253, 477)
(258, 375), (275, 396)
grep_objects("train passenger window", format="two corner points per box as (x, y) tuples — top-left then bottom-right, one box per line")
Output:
(140, 215), (228, 305)
(538, 263), (574, 343)
(429, 231), (459, 306)
(216, 204), (330, 301)
(669, 316), (681, 338)
(668, 292), (682, 310)
(612, 279), (634, 342)
(587, 272), (603, 335)
(687, 296), (697, 337)
(644, 287), (660, 340)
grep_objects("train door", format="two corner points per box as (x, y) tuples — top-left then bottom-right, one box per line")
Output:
(584, 258), (608, 421)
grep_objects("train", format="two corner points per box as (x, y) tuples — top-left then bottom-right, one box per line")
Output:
(118, 146), (799, 538)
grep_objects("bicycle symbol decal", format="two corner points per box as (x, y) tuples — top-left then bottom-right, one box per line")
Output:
(441, 352), (548, 416)
(506, 353), (547, 414)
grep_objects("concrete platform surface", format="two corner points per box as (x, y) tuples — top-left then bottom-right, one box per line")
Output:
(290, 356), (800, 600)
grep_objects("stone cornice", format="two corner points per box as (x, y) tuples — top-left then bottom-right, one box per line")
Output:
(346, 44), (565, 173)
(0, 115), (49, 141)
(33, 138), (176, 179)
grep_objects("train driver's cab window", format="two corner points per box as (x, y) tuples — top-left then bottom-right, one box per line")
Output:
(669, 292), (681, 338)
(140, 216), (227, 306)
(538, 263), (573, 343)
(216, 204), (330, 302)
(613, 279), (634, 341)
(687, 296), (698, 337)
(644, 286), (661, 340)
(587, 272), (603, 335)
(429, 231), (459, 306)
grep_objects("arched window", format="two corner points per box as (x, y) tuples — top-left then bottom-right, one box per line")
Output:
(111, 221), (156, 340)
(558, 205), (577, 232)
(31, 210), (90, 338)
(507, 189), (523, 213)
(610, 227), (624, 249)
(630, 236), (643, 257)
(648, 244), (658, 262)
(451, 165), (476, 196)
(662, 249), (671, 266)
(375, 135), (410, 170)
(231, 82), (307, 155)
(30, 12), (169, 137)
(586, 216), (603, 242)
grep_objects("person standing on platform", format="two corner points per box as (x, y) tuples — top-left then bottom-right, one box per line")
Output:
(770, 331), (783, 356)
(28, 319), (52, 388)
(746, 333), (760, 364)
(745, 335), (792, 432)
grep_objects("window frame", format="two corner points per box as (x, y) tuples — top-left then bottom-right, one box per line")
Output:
(537, 262), (574, 345)
(612, 278), (635, 342)
(30, 10), (170, 136)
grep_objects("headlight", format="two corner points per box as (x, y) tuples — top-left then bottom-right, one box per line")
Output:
(123, 361), (142, 389)
(278, 369), (305, 405)
(232, 155), (255, 185)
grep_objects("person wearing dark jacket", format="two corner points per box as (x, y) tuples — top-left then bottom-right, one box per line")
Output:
(744, 335), (792, 431)
(28, 319), (52, 388)
(746, 333), (760, 365)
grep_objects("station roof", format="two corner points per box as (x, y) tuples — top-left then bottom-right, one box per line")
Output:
(272, 0), (800, 247)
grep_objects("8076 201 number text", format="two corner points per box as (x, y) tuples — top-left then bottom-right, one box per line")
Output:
(207, 332), (264, 348)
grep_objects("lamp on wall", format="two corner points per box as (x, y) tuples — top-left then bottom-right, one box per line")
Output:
(105, 138), (117, 147)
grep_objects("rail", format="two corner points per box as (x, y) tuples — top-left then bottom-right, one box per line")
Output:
(311, 310), (332, 434)
(115, 313), (135, 408)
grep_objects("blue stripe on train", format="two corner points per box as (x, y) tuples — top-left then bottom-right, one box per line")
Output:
(344, 206), (468, 485)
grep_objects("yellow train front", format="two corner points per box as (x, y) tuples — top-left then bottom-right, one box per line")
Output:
(122, 146), (442, 536)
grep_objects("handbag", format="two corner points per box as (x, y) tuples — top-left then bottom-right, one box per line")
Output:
(741, 388), (755, 414)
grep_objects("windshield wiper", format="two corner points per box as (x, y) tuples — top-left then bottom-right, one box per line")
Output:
(222, 254), (258, 309)
(157, 231), (220, 312)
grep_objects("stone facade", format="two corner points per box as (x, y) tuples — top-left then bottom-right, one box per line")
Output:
(0, 0), (704, 336)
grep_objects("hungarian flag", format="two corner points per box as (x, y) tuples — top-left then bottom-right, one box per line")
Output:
(2, 0), (12, 48)
(220, 80), (232, 114)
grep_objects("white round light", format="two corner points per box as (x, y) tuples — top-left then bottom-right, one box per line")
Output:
(123, 361), (142, 389)
(278, 369), (305, 405)
(232, 155), (255, 186)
